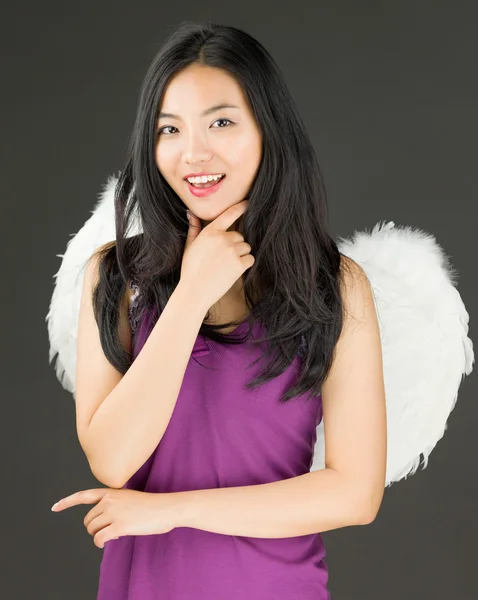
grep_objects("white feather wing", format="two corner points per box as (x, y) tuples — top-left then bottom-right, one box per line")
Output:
(310, 221), (474, 486)
(46, 174), (125, 396)
(47, 176), (474, 488)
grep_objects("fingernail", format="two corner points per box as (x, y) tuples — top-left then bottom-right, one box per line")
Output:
(51, 502), (59, 511)
(186, 210), (191, 220)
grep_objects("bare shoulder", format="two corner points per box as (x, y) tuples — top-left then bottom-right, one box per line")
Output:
(321, 253), (381, 396)
(90, 241), (136, 302)
(87, 242), (135, 350)
(339, 254), (375, 330)
(340, 254), (369, 290)
(319, 254), (387, 517)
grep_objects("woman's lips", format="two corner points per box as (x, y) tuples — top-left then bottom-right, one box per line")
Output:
(185, 175), (226, 198)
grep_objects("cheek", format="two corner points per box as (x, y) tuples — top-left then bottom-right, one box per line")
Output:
(155, 145), (165, 168)
(231, 133), (261, 171)
(155, 149), (175, 179)
(235, 154), (259, 186)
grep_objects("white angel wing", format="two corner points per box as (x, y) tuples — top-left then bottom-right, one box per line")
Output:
(48, 175), (474, 487)
(310, 221), (475, 487)
(46, 174), (138, 397)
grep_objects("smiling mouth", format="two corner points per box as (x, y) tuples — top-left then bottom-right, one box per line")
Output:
(187, 175), (226, 188)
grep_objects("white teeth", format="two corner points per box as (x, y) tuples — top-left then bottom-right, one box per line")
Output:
(187, 174), (225, 184)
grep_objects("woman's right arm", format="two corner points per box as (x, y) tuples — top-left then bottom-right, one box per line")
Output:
(75, 253), (208, 489)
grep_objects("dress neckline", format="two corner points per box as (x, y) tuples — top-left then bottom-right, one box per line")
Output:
(211, 317), (250, 337)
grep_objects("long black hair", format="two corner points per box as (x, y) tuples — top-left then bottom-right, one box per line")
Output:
(91, 21), (353, 404)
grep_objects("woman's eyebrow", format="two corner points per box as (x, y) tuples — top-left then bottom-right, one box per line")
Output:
(157, 103), (241, 120)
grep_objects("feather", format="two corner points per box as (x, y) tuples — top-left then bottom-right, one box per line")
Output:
(46, 176), (474, 486)
(311, 221), (474, 485)
(46, 173), (138, 397)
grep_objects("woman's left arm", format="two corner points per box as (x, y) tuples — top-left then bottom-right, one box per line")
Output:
(174, 467), (374, 538)
(174, 258), (387, 538)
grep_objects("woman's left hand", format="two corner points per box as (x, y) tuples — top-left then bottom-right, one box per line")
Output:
(51, 488), (183, 548)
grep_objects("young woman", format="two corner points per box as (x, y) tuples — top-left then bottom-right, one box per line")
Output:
(48, 20), (473, 600)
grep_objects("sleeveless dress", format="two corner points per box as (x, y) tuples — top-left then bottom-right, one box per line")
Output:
(97, 281), (330, 599)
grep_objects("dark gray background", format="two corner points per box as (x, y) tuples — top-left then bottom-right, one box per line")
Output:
(2, 1), (476, 598)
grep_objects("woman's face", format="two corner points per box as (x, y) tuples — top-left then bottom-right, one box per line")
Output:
(155, 63), (262, 231)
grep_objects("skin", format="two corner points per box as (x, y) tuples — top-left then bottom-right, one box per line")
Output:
(154, 62), (263, 300)
(51, 488), (181, 549)
(51, 74), (386, 544)
(51, 260), (386, 545)
(50, 66), (267, 542)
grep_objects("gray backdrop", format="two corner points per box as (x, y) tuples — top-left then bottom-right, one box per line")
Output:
(2, 1), (476, 598)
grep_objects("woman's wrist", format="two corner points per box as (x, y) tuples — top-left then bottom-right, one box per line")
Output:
(172, 490), (193, 529)
(174, 280), (210, 319)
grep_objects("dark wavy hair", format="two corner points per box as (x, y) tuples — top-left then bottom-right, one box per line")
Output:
(91, 20), (353, 404)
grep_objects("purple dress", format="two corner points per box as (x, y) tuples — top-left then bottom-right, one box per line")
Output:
(97, 283), (329, 599)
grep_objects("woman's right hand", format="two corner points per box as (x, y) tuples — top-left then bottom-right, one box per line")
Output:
(179, 200), (255, 311)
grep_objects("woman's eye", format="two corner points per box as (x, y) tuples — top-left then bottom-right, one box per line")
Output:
(157, 125), (177, 136)
(157, 118), (233, 136)
(212, 118), (233, 128)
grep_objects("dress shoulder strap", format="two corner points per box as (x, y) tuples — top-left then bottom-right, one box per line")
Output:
(128, 279), (142, 334)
